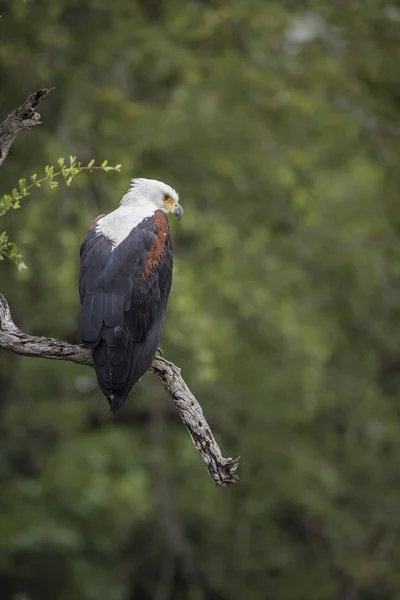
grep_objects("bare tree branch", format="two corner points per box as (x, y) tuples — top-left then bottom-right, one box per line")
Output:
(0, 293), (239, 486)
(0, 88), (54, 166)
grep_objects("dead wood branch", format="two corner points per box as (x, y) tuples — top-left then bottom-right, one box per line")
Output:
(0, 88), (54, 166)
(0, 293), (239, 486)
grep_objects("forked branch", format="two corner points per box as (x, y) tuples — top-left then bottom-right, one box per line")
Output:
(0, 88), (54, 166)
(0, 293), (239, 486)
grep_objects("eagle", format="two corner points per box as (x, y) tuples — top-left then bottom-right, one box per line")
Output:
(79, 178), (183, 413)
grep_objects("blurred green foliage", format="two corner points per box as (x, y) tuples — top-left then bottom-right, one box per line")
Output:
(1, 0), (400, 599)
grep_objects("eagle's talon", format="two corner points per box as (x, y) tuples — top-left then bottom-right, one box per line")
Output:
(156, 347), (163, 357)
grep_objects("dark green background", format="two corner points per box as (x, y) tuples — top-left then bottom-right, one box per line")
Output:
(1, 1), (400, 598)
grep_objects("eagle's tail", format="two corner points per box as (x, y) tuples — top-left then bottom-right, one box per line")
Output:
(107, 393), (127, 414)
(91, 333), (133, 413)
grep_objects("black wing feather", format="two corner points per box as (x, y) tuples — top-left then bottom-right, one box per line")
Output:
(79, 214), (173, 412)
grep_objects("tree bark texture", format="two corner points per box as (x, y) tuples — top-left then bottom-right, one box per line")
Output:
(0, 88), (54, 166)
(0, 293), (239, 485)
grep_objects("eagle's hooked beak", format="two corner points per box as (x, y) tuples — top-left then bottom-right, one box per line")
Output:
(173, 205), (184, 220)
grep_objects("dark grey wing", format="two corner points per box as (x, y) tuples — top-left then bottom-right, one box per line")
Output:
(79, 229), (113, 346)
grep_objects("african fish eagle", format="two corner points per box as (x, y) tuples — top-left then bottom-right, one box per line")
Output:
(79, 178), (183, 413)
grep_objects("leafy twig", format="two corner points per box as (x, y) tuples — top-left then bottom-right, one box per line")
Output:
(0, 157), (121, 270)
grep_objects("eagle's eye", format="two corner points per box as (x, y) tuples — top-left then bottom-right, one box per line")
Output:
(163, 193), (176, 212)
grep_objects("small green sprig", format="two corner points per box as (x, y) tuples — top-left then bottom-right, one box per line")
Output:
(0, 157), (122, 270)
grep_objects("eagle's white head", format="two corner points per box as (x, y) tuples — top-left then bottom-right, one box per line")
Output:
(95, 177), (183, 248)
(120, 178), (183, 219)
